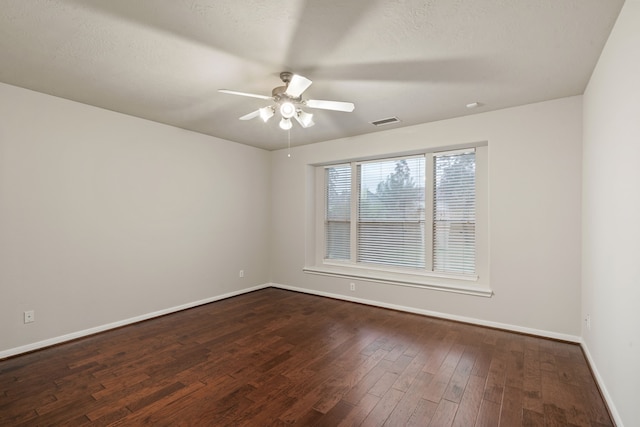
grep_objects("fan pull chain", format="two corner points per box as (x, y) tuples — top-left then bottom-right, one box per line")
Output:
(287, 129), (291, 158)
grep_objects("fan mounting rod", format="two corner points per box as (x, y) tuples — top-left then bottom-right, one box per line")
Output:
(280, 71), (293, 84)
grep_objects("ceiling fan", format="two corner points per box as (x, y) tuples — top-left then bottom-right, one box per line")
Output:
(219, 72), (355, 130)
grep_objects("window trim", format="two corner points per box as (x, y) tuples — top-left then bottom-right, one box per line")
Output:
(302, 264), (491, 297)
(306, 142), (491, 298)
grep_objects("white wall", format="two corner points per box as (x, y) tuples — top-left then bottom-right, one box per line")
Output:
(582, 1), (640, 425)
(0, 82), (271, 356)
(270, 96), (583, 339)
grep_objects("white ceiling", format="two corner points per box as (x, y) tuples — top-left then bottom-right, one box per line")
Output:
(0, 0), (624, 150)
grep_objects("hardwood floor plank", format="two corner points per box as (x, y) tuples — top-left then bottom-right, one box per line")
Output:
(386, 371), (434, 425)
(369, 371), (400, 398)
(235, 392), (297, 426)
(315, 399), (356, 427)
(361, 388), (405, 427)
(0, 289), (614, 426)
(337, 393), (381, 427)
(391, 350), (428, 392)
(91, 371), (150, 398)
(442, 367), (470, 405)
(442, 346), (477, 403)
(450, 374), (485, 426)
(279, 373), (344, 424)
(311, 348), (385, 413)
(405, 398), (438, 426)
(31, 395), (98, 425)
(523, 408), (546, 427)
(543, 402), (569, 426)
(471, 343), (494, 378)
(289, 407), (325, 426)
(523, 338), (544, 414)
(124, 381), (187, 413)
(499, 385), (524, 426)
(505, 347), (525, 389)
(312, 376), (355, 414)
(343, 358), (392, 405)
(423, 342), (464, 403)
(422, 330), (458, 374)
(483, 348), (508, 404)
(428, 398), (458, 427)
(384, 343), (408, 362)
(86, 407), (131, 426)
(475, 399), (501, 427)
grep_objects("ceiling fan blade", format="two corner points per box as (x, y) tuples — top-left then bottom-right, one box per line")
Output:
(285, 74), (312, 98)
(239, 110), (261, 120)
(219, 89), (272, 100)
(305, 99), (355, 112)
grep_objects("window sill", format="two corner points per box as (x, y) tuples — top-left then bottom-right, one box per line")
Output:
(303, 265), (493, 298)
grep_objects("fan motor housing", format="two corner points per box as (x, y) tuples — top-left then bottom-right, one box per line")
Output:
(271, 71), (302, 103)
(272, 85), (301, 103)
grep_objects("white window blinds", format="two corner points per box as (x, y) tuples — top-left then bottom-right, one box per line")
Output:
(323, 149), (478, 277)
(358, 157), (426, 268)
(433, 150), (476, 274)
(325, 165), (351, 260)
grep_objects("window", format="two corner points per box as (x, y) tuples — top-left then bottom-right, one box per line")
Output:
(433, 150), (476, 275)
(357, 157), (426, 268)
(325, 164), (351, 260)
(318, 148), (479, 279)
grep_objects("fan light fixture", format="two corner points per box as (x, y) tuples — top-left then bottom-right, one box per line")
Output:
(279, 118), (292, 130)
(280, 102), (296, 119)
(259, 106), (274, 122)
(295, 110), (314, 128)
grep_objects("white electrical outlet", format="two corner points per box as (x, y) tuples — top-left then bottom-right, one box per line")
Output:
(24, 310), (35, 324)
(350, 282), (356, 291)
(239, 270), (244, 278)
(586, 314), (591, 330)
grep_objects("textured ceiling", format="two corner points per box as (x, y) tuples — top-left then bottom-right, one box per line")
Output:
(0, 0), (624, 150)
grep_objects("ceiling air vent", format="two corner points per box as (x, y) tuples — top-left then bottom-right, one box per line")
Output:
(370, 116), (401, 127)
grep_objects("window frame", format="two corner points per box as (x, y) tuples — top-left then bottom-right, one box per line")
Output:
(305, 143), (491, 298)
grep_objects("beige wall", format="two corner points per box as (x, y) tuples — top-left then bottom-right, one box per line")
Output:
(583, 1), (640, 425)
(0, 82), (584, 359)
(270, 96), (583, 339)
(0, 82), (271, 356)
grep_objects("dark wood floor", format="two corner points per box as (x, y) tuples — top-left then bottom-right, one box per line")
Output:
(0, 288), (612, 426)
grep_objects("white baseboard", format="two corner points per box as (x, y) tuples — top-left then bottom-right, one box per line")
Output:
(0, 282), (581, 356)
(0, 283), (271, 359)
(270, 282), (582, 343)
(580, 340), (623, 427)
